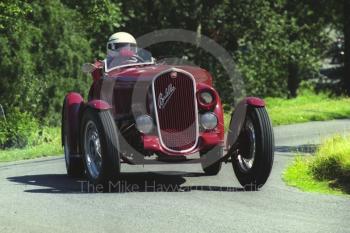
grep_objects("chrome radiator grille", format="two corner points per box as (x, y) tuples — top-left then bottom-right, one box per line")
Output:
(152, 69), (198, 152)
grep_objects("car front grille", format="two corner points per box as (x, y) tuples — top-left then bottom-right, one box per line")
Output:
(152, 69), (198, 152)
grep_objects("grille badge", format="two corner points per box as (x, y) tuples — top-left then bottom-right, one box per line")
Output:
(158, 83), (176, 109)
(170, 71), (177, 79)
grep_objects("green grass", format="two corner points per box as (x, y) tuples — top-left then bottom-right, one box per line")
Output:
(0, 127), (62, 162)
(224, 91), (350, 130)
(283, 135), (350, 196)
(266, 91), (350, 126)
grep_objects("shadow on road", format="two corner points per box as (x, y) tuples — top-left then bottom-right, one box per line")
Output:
(275, 144), (318, 154)
(7, 172), (246, 194)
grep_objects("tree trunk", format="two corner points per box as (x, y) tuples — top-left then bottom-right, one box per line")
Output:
(344, 0), (350, 95)
(287, 62), (299, 98)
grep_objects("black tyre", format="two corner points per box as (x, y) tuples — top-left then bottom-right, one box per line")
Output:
(200, 146), (223, 176)
(81, 108), (121, 186)
(232, 107), (274, 189)
(62, 100), (84, 178)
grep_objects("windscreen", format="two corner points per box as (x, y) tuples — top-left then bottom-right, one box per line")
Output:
(105, 47), (154, 71)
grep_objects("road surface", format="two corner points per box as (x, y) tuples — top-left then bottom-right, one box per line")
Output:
(0, 120), (350, 233)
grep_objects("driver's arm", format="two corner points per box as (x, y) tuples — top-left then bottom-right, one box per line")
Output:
(92, 60), (104, 81)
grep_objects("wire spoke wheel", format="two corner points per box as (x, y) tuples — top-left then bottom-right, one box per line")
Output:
(81, 108), (121, 186)
(84, 121), (102, 179)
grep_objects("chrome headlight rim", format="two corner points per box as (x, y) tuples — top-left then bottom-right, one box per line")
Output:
(200, 112), (218, 130)
(197, 89), (217, 110)
(200, 91), (214, 104)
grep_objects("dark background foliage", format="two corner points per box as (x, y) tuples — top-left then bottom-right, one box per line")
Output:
(0, 0), (349, 148)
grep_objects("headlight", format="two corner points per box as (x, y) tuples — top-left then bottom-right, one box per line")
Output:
(197, 89), (217, 110)
(200, 112), (218, 130)
(199, 91), (214, 104)
(135, 115), (153, 134)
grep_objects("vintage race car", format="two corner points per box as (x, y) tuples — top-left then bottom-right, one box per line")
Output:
(62, 47), (274, 189)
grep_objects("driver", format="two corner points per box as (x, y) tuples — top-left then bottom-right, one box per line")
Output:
(106, 32), (138, 67)
(91, 32), (141, 81)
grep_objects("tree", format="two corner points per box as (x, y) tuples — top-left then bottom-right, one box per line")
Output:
(344, 0), (350, 95)
(0, 0), (31, 31)
(119, 0), (325, 98)
(291, 0), (349, 95)
(61, 0), (125, 58)
(0, 0), (93, 123)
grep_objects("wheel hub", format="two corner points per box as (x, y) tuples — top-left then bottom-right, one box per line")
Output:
(84, 121), (102, 179)
(237, 118), (256, 172)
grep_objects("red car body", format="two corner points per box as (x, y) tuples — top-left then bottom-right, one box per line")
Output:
(64, 62), (266, 160)
(62, 52), (274, 188)
(66, 63), (230, 159)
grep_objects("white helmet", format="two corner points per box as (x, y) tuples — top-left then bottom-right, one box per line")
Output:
(107, 32), (137, 56)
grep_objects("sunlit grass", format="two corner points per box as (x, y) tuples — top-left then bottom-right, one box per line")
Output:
(283, 135), (350, 196)
(224, 91), (350, 130)
(266, 91), (350, 126)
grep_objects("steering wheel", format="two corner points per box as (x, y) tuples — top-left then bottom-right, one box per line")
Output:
(130, 54), (145, 62)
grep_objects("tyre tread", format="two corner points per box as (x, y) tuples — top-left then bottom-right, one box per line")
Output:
(81, 108), (121, 185)
(232, 106), (274, 189)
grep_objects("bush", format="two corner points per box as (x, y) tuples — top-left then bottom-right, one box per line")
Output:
(309, 135), (350, 181)
(33, 127), (61, 147)
(310, 155), (343, 180)
(0, 109), (39, 149)
(284, 134), (350, 195)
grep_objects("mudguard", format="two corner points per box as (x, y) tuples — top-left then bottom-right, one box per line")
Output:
(87, 100), (112, 110)
(62, 92), (84, 155)
(226, 97), (265, 152)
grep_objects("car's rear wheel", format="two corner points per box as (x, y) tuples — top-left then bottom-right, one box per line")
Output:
(232, 107), (274, 190)
(62, 100), (84, 178)
(200, 146), (223, 175)
(81, 108), (121, 186)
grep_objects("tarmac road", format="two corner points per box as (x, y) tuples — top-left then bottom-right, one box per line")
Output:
(0, 120), (350, 233)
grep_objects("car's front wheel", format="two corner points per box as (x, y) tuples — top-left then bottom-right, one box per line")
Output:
(231, 107), (274, 190)
(81, 108), (121, 186)
(200, 146), (223, 176)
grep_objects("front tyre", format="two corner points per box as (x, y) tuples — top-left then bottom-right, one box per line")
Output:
(200, 146), (223, 176)
(232, 107), (274, 190)
(81, 108), (121, 186)
(62, 99), (84, 177)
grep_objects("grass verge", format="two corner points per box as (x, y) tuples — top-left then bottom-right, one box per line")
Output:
(283, 135), (350, 196)
(266, 91), (350, 126)
(224, 91), (350, 130)
(0, 127), (62, 162)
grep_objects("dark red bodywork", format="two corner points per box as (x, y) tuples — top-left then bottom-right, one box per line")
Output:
(64, 63), (264, 160)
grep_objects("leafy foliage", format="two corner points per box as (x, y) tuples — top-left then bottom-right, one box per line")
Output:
(0, 127), (62, 162)
(0, 0), (126, 150)
(0, 0), (31, 31)
(61, 0), (125, 58)
(0, 0), (347, 150)
(0, 0), (95, 124)
(120, 0), (326, 99)
(0, 109), (39, 149)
